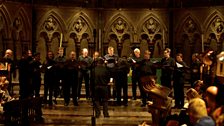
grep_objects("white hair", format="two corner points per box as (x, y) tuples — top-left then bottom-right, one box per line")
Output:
(82, 48), (88, 53)
(134, 48), (140, 53)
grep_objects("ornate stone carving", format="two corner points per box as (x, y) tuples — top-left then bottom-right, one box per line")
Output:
(44, 17), (57, 32)
(72, 18), (88, 42)
(142, 18), (161, 42)
(111, 18), (128, 42)
(145, 18), (157, 34)
(113, 19), (127, 34)
(212, 17), (224, 35)
(184, 19), (196, 34)
(13, 17), (23, 31)
(143, 18), (160, 35)
(73, 18), (85, 33)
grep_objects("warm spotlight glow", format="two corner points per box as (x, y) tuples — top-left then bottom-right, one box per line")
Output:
(219, 56), (224, 61)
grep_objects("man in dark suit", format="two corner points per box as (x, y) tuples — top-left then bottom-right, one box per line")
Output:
(64, 51), (79, 106)
(115, 56), (130, 106)
(160, 48), (175, 89)
(93, 57), (110, 118)
(43, 51), (56, 106)
(78, 48), (93, 99)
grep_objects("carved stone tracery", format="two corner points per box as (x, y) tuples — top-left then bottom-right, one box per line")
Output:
(13, 17), (23, 31)
(44, 17), (57, 32)
(184, 19), (197, 34)
(204, 14), (224, 52)
(111, 18), (128, 42)
(139, 16), (164, 57)
(73, 18), (85, 33)
(142, 18), (161, 42)
(72, 17), (88, 42)
(211, 17), (224, 40)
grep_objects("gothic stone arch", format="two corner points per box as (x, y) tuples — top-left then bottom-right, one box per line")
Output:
(175, 15), (202, 65)
(204, 11), (224, 53)
(138, 14), (166, 58)
(37, 10), (66, 62)
(104, 14), (133, 56)
(67, 12), (95, 57)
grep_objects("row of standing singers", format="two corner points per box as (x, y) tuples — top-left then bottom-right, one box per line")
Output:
(0, 47), (215, 118)
(17, 46), (211, 109)
(17, 47), (189, 108)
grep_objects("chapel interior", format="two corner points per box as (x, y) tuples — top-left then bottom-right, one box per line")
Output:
(0, 0), (224, 125)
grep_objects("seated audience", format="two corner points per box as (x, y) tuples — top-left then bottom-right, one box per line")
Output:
(188, 98), (215, 126)
(184, 88), (201, 108)
(205, 86), (218, 116)
(212, 84), (224, 126)
(192, 80), (204, 96)
(0, 77), (14, 105)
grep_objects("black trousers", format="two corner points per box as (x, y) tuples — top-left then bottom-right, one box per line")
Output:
(64, 72), (78, 104)
(44, 73), (57, 105)
(32, 77), (41, 97)
(94, 86), (109, 116)
(132, 71), (146, 104)
(173, 77), (185, 108)
(116, 71), (128, 105)
(19, 76), (33, 99)
(78, 70), (90, 98)
(132, 71), (140, 99)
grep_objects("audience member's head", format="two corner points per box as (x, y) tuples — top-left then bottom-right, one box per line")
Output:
(205, 86), (218, 112)
(188, 98), (215, 126)
(216, 84), (224, 107)
(212, 84), (224, 126)
(186, 88), (201, 101)
(193, 80), (203, 93)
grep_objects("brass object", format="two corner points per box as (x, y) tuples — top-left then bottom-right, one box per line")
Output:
(141, 76), (172, 126)
(202, 51), (213, 66)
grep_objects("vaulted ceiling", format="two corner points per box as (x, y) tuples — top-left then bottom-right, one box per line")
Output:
(3, 0), (224, 8)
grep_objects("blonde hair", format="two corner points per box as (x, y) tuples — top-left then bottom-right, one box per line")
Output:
(144, 50), (151, 55)
(164, 48), (171, 53)
(108, 46), (114, 51)
(188, 98), (208, 121)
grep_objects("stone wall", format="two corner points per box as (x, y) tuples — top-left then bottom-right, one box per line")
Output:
(1, 2), (224, 65)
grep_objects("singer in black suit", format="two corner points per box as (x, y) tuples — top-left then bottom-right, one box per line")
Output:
(128, 48), (143, 101)
(64, 51), (79, 106)
(173, 53), (187, 108)
(104, 46), (119, 99)
(43, 51), (56, 106)
(115, 56), (130, 106)
(160, 48), (175, 89)
(78, 48), (93, 99)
